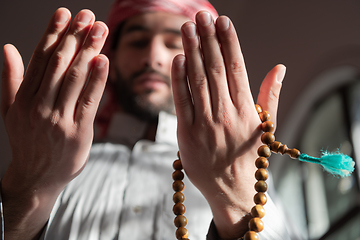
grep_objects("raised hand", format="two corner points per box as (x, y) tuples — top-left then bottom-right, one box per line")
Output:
(1, 8), (108, 239)
(171, 11), (285, 239)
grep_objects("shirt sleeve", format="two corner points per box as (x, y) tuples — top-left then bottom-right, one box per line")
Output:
(207, 220), (224, 240)
(206, 193), (293, 240)
(206, 220), (219, 240)
(1, 189), (4, 240)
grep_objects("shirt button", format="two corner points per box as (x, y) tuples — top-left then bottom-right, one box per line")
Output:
(132, 206), (142, 213)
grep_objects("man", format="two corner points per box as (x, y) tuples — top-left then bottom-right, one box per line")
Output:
(0, 0), (289, 239)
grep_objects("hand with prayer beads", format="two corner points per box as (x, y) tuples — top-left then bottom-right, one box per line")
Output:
(171, 11), (286, 239)
(1, 8), (109, 240)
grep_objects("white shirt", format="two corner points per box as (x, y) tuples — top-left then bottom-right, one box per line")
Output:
(1, 111), (292, 239)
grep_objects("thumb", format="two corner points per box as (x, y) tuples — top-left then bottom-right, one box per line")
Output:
(1, 44), (24, 119)
(256, 64), (286, 128)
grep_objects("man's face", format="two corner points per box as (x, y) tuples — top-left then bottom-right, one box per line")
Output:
(110, 12), (189, 122)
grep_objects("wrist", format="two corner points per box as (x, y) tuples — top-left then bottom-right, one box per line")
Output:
(209, 213), (252, 240)
(1, 166), (62, 240)
(206, 152), (258, 239)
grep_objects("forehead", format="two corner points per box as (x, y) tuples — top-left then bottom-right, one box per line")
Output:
(121, 12), (190, 36)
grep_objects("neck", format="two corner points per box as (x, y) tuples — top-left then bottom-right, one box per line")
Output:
(143, 122), (158, 141)
(116, 106), (159, 141)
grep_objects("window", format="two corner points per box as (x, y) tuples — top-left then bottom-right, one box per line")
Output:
(270, 66), (360, 240)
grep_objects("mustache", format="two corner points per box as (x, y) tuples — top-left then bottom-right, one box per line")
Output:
(131, 67), (171, 87)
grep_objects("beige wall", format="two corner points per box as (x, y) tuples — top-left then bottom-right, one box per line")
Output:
(1, 0), (360, 176)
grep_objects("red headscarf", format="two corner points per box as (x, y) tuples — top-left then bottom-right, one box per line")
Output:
(103, 0), (218, 56)
(96, 0), (218, 140)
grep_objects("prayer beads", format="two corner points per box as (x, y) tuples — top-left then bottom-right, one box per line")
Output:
(172, 154), (189, 240)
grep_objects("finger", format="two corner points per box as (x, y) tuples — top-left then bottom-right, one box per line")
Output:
(19, 8), (71, 97)
(56, 22), (108, 117)
(256, 64), (285, 127)
(75, 54), (108, 127)
(215, 16), (253, 108)
(181, 21), (212, 120)
(1, 44), (24, 119)
(195, 11), (230, 112)
(171, 54), (194, 125)
(36, 9), (96, 109)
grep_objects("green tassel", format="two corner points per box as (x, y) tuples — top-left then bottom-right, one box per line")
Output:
(298, 151), (355, 177)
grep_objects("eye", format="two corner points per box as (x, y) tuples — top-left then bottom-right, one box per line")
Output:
(165, 38), (183, 50)
(165, 42), (183, 50)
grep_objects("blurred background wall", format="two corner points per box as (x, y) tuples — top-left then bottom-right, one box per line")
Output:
(1, 1), (360, 238)
(1, 0), (360, 174)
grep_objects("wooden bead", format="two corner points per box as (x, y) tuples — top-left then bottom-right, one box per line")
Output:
(257, 145), (271, 158)
(261, 132), (275, 145)
(254, 192), (267, 205)
(244, 231), (259, 240)
(173, 180), (185, 192)
(255, 157), (269, 169)
(172, 170), (185, 181)
(251, 205), (265, 218)
(255, 180), (268, 192)
(173, 159), (183, 170)
(261, 121), (275, 133)
(255, 169), (268, 181)
(249, 218), (264, 232)
(174, 215), (188, 227)
(173, 203), (186, 215)
(173, 192), (185, 203)
(255, 104), (262, 113)
(176, 227), (189, 239)
(270, 141), (281, 153)
(278, 144), (288, 155)
(289, 148), (301, 159)
(258, 111), (271, 122)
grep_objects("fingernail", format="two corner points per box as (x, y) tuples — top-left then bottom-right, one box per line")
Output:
(198, 11), (212, 26)
(217, 17), (230, 31)
(277, 65), (286, 83)
(173, 55), (186, 68)
(55, 10), (70, 24)
(96, 56), (107, 68)
(92, 24), (106, 38)
(78, 12), (93, 24)
(183, 23), (196, 38)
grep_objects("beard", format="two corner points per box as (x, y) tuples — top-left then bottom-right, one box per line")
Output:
(112, 67), (175, 123)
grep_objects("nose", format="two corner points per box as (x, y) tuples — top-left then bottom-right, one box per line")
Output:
(141, 37), (169, 70)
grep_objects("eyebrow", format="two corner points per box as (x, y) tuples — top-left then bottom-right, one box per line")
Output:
(123, 24), (181, 36)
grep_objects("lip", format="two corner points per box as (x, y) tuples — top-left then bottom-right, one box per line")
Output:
(134, 73), (169, 88)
